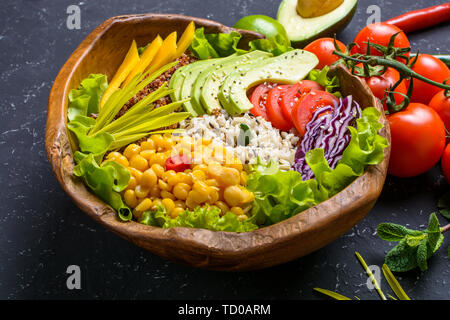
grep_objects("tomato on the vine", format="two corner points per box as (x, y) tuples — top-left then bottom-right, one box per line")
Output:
(249, 82), (277, 120)
(409, 54), (450, 105)
(304, 38), (346, 69)
(280, 80), (324, 121)
(429, 90), (450, 133)
(387, 103), (446, 177)
(291, 90), (339, 137)
(442, 144), (450, 184)
(351, 23), (410, 63)
(358, 65), (407, 110)
(266, 84), (292, 131)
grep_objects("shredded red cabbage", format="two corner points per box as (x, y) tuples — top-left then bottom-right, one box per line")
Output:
(293, 95), (362, 180)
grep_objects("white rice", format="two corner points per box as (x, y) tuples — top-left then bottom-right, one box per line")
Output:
(178, 112), (299, 170)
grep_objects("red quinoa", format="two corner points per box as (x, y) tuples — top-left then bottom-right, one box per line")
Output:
(116, 52), (198, 118)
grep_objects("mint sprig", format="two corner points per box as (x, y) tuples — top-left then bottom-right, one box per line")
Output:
(377, 213), (448, 272)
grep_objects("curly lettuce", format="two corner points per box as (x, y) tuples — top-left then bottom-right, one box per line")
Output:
(247, 107), (389, 226)
(140, 205), (258, 233)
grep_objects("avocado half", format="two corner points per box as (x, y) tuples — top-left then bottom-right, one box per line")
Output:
(277, 0), (357, 48)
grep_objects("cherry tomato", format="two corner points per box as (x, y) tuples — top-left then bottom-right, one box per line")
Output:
(387, 103), (446, 177)
(352, 23), (410, 63)
(304, 38), (347, 69)
(291, 90), (339, 137)
(280, 80), (324, 121)
(355, 64), (407, 110)
(429, 90), (450, 132)
(408, 54), (450, 105)
(249, 82), (277, 120)
(266, 85), (292, 131)
(442, 144), (450, 184)
(165, 154), (191, 172)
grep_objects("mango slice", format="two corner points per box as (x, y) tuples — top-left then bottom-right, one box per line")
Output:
(146, 31), (178, 75)
(122, 35), (163, 87)
(174, 21), (195, 58)
(100, 40), (140, 108)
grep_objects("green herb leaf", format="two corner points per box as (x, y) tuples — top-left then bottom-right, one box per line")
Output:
(248, 35), (293, 56)
(307, 66), (341, 97)
(377, 223), (422, 241)
(385, 238), (419, 272)
(416, 239), (428, 271)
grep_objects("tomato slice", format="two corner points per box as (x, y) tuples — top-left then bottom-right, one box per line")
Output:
(266, 85), (293, 131)
(280, 80), (324, 121)
(292, 90), (339, 137)
(249, 82), (277, 120)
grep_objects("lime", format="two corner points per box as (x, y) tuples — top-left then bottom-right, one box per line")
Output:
(233, 15), (290, 46)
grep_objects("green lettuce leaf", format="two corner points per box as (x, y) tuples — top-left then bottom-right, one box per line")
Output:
(73, 154), (132, 221)
(189, 27), (292, 59)
(247, 107), (388, 226)
(140, 205), (258, 232)
(307, 66), (341, 97)
(68, 74), (108, 121)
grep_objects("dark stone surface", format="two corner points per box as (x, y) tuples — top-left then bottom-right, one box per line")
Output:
(0, 0), (449, 300)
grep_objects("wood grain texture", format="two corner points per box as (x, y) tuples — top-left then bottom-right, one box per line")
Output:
(45, 14), (390, 271)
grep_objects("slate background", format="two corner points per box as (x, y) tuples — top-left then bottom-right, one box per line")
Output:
(0, 0), (449, 300)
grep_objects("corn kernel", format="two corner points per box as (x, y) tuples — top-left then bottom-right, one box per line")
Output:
(123, 189), (138, 208)
(140, 149), (156, 160)
(135, 198), (152, 212)
(215, 201), (229, 214)
(173, 183), (191, 200)
(223, 185), (245, 207)
(124, 144), (141, 159)
(177, 172), (193, 185)
(238, 214), (248, 221)
(170, 207), (185, 218)
(192, 169), (207, 181)
(205, 178), (219, 187)
(207, 188), (219, 204)
(128, 167), (143, 184)
(230, 207), (244, 216)
(135, 185), (150, 198)
(217, 167), (240, 187)
(141, 168), (157, 188)
(151, 198), (162, 210)
(158, 179), (171, 191)
(226, 157), (243, 171)
(151, 134), (164, 151)
(106, 151), (122, 160)
(185, 196), (198, 210)
(149, 152), (166, 167)
(129, 154), (148, 171)
(163, 170), (177, 183)
(240, 171), (248, 185)
(162, 198), (175, 213)
(149, 185), (160, 198)
(141, 139), (155, 150)
(160, 190), (175, 200)
(193, 164), (208, 173)
(151, 163), (165, 178)
(126, 176), (137, 190)
(174, 200), (186, 208)
(188, 189), (209, 204)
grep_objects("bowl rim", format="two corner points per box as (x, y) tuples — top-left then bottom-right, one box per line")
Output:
(45, 13), (390, 267)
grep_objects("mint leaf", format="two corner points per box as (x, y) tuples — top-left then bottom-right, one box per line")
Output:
(427, 212), (441, 233)
(377, 223), (422, 241)
(405, 233), (426, 247)
(417, 239), (428, 271)
(385, 239), (420, 272)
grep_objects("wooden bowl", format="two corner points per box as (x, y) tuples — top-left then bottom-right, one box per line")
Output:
(45, 14), (391, 271)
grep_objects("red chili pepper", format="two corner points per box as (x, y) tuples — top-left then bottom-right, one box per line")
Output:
(165, 154), (191, 172)
(385, 3), (450, 33)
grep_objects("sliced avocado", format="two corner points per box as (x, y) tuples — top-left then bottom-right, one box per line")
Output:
(190, 54), (238, 113)
(178, 59), (220, 116)
(226, 49), (318, 115)
(169, 64), (190, 102)
(200, 51), (272, 114)
(277, 0), (357, 48)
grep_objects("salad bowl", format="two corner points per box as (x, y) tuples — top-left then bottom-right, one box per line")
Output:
(45, 14), (391, 271)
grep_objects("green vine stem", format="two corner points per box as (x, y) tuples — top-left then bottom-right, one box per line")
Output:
(333, 51), (450, 92)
